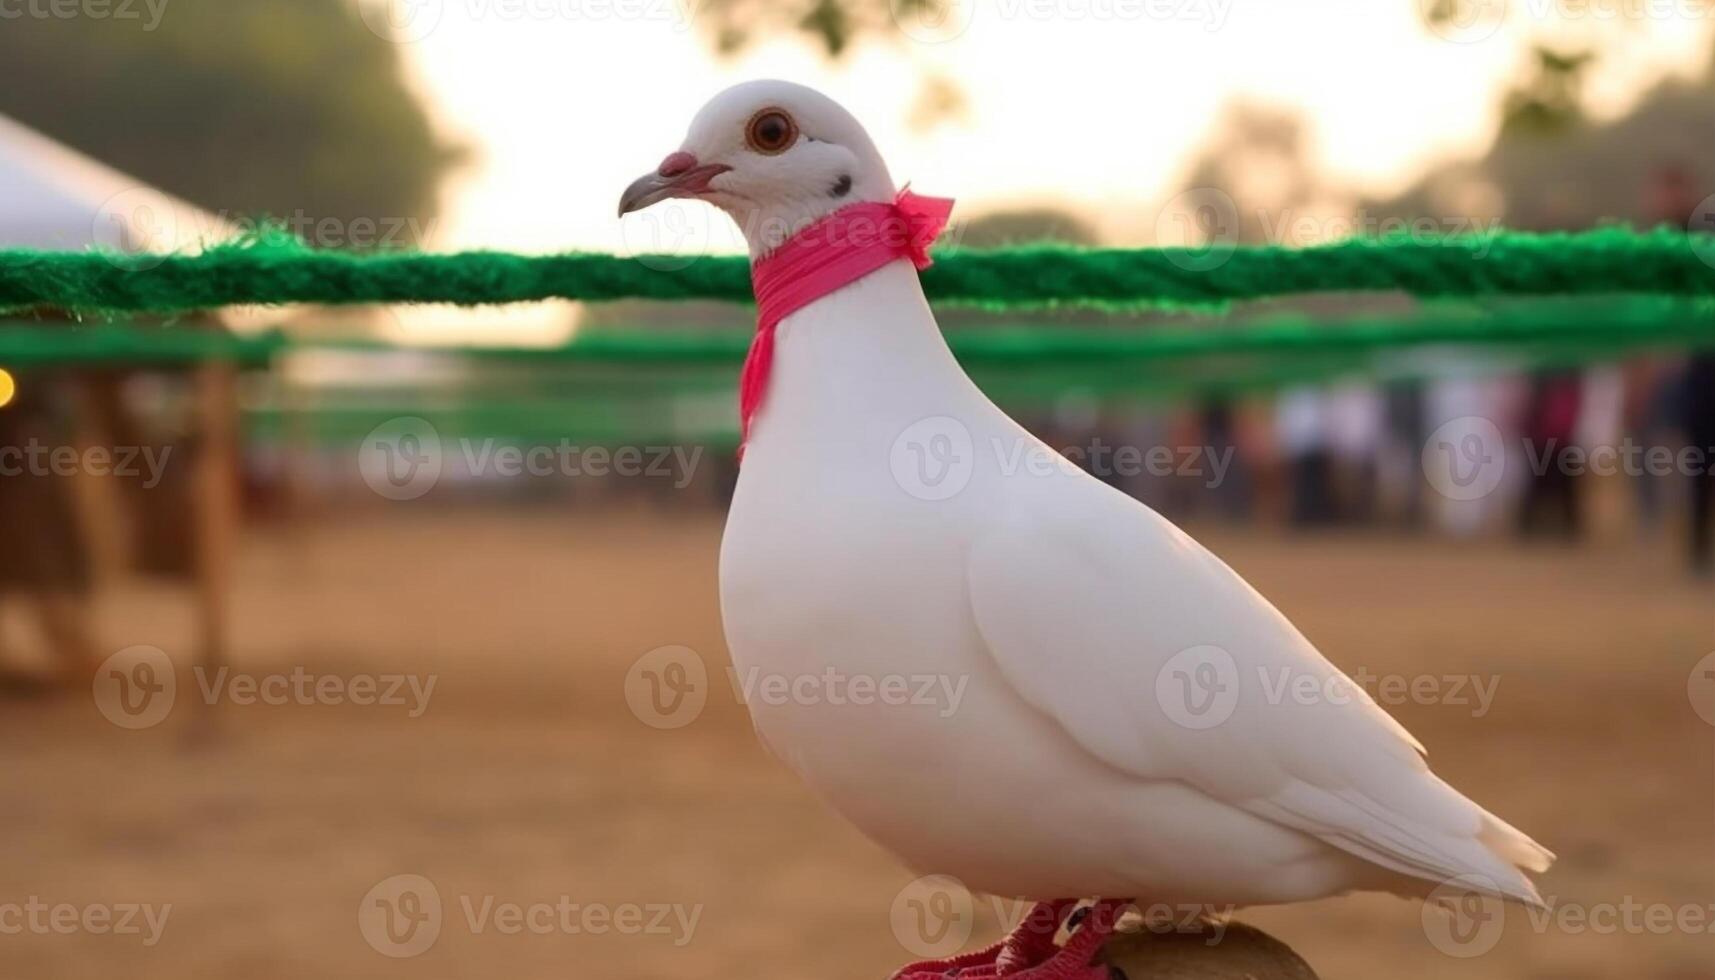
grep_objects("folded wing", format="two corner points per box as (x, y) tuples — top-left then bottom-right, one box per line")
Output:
(964, 472), (1551, 904)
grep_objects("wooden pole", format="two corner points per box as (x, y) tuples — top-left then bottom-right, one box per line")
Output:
(192, 362), (239, 680)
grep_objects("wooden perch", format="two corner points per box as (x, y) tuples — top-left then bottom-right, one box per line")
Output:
(1101, 920), (1319, 980)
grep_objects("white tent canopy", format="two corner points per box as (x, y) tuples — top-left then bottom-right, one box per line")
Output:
(0, 113), (557, 346)
(0, 112), (233, 252)
(0, 113), (282, 331)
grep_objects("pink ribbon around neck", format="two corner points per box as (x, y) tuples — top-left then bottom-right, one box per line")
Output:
(739, 187), (955, 453)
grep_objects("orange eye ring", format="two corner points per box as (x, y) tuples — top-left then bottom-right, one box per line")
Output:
(745, 108), (798, 155)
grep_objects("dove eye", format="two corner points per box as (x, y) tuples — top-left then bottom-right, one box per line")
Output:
(745, 109), (798, 155)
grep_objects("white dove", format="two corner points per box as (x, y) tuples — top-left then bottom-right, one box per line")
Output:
(619, 80), (1552, 979)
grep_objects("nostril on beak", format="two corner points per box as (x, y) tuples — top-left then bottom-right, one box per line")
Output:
(658, 151), (697, 178)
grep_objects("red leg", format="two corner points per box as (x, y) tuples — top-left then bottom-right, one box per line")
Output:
(889, 899), (1076, 979)
(995, 898), (1130, 980)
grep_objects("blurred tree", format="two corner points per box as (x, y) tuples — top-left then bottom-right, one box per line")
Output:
(956, 207), (1098, 248)
(1501, 45), (1596, 136)
(906, 74), (973, 133)
(1369, 69), (1714, 230)
(0, 0), (462, 246)
(1422, 0), (1655, 40)
(1173, 103), (1323, 245)
(1398, 0), (1715, 229)
(687, 0), (967, 133)
(1420, 0), (1677, 136)
(1420, 0), (1508, 40)
(690, 0), (944, 57)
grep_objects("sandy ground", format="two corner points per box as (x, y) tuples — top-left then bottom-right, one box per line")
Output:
(1, 508), (1712, 980)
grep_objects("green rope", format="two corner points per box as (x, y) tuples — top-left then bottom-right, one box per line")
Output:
(4, 300), (1709, 368)
(234, 305), (1713, 447)
(1, 227), (1712, 314)
(0, 324), (282, 367)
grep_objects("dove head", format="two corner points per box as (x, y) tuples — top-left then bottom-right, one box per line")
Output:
(618, 80), (897, 256)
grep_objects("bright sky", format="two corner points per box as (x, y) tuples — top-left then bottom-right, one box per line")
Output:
(369, 0), (1713, 342)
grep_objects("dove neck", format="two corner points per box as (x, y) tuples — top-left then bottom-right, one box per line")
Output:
(737, 191), (954, 454)
(748, 259), (976, 448)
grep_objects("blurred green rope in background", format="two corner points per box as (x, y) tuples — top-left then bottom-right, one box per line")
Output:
(5, 294), (1710, 446)
(1, 227), (1713, 313)
(3, 299), (1710, 368)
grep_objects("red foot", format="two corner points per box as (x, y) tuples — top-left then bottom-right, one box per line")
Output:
(889, 899), (1128, 980)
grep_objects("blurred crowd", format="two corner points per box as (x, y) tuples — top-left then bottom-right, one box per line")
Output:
(1045, 164), (1715, 576)
(1054, 354), (1715, 576)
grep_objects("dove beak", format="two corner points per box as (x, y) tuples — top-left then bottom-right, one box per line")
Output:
(618, 152), (732, 217)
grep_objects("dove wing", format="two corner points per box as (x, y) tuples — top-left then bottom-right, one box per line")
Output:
(964, 471), (1550, 902)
